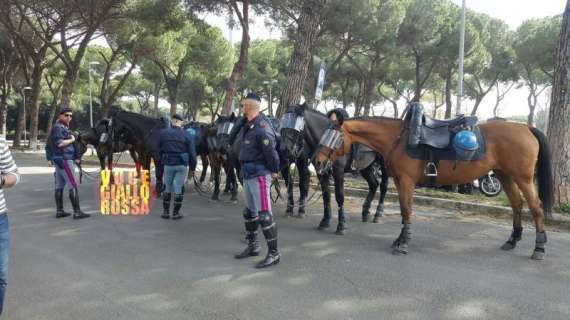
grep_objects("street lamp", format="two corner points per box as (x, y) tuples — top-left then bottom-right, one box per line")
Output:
(263, 79), (278, 116)
(22, 86), (32, 147)
(455, 0), (466, 116)
(88, 61), (100, 128)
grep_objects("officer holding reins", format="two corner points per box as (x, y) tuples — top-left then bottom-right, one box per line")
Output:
(46, 107), (90, 219)
(234, 93), (281, 268)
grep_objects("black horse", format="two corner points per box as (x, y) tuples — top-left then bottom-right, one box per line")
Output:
(108, 110), (168, 194)
(183, 121), (212, 184)
(214, 113), (310, 214)
(78, 119), (140, 173)
(280, 104), (389, 235)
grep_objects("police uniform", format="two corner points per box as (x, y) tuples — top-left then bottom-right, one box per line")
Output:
(235, 113), (281, 268)
(159, 115), (197, 220)
(46, 114), (90, 219)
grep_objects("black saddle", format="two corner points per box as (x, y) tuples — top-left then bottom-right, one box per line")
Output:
(406, 103), (478, 149)
(403, 103), (486, 183)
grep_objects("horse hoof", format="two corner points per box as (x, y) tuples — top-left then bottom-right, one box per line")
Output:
(372, 216), (381, 223)
(335, 229), (345, 235)
(286, 207), (293, 214)
(294, 213), (305, 219)
(298, 208), (305, 214)
(317, 221), (330, 230)
(211, 195), (219, 201)
(362, 215), (369, 223)
(500, 241), (516, 251)
(531, 250), (545, 260)
(392, 246), (408, 255)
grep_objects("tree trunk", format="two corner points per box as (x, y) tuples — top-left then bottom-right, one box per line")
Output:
(0, 86), (9, 136)
(47, 103), (57, 135)
(153, 82), (160, 117)
(276, 0), (325, 116)
(548, 0), (570, 206)
(413, 53), (421, 102)
(28, 64), (44, 149)
(470, 97), (483, 116)
(527, 89), (537, 126)
(220, 1), (250, 115)
(13, 98), (25, 148)
(59, 73), (74, 109)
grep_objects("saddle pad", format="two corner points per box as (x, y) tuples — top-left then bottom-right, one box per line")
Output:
(352, 149), (376, 171)
(405, 126), (487, 162)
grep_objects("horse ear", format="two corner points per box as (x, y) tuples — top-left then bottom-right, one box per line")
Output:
(230, 112), (236, 120)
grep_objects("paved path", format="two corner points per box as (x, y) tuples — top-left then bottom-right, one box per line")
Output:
(3, 154), (570, 319)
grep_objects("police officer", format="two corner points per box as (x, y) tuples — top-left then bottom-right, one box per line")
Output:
(160, 114), (197, 220)
(234, 92), (281, 268)
(46, 108), (90, 219)
(326, 107), (349, 126)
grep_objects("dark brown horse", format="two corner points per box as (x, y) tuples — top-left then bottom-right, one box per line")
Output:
(314, 111), (553, 260)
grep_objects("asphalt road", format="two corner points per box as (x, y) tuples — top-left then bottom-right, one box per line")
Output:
(3, 153), (570, 320)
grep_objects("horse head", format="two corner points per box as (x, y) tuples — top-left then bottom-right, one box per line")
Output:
(214, 113), (241, 155)
(313, 124), (346, 175)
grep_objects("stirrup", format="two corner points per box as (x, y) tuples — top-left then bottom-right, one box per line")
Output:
(425, 162), (438, 177)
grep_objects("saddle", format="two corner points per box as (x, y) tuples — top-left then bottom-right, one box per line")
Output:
(407, 103), (478, 149)
(350, 144), (377, 171)
(404, 103), (486, 183)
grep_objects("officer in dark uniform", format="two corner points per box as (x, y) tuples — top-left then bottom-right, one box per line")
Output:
(159, 114), (197, 220)
(46, 107), (90, 219)
(234, 92), (281, 268)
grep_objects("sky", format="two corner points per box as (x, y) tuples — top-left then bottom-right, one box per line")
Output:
(203, 0), (567, 120)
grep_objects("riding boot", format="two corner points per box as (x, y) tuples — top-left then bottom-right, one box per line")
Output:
(317, 205), (332, 230)
(256, 211), (280, 268)
(373, 204), (384, 223)
(161, 192), (171, 219)
(69, 188), (90, 219)
(235, 209), (261, 259)
(172, 194), (184, 220)
(55, 189), (71, 218)
(335, 207), (347, 235)
(361, 204), (371, 222)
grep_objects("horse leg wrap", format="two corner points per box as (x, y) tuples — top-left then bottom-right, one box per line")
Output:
(297, 197), (306, 215)
(373, 204), (384, 223)
(336, 207), (347, 235)
(318, 205), (332, 230)
(501, 226), (523, 250)
(361, 203), (371, 222)
(259, 211), (278, 253)
(531, 231), (547, 260)
(392, 223), (411, 255)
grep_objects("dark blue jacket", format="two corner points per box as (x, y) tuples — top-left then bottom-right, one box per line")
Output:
(46, 121), (78, 161)
(238, 114), (280, 179)
(159, 126), (197, 170)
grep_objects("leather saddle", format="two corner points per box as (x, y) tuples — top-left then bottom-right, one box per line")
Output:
(406, 103), (478, 149)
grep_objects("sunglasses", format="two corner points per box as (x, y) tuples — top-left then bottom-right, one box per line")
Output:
(63, 114), (73, 117)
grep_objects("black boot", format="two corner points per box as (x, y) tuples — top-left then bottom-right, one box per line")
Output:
(69, 188), (90, 219)
(256, 211), (280, 268)
(55, 189), (71, 218)
(235, 209), (261, 259)
(172, 194), (184, 220)
(162, 192), (171, 219)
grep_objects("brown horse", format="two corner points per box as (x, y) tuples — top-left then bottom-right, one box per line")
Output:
(313, 113), (553, 260)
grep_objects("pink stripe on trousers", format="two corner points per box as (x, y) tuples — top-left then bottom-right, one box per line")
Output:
(258, 175), (269, 211)
(63, 161), (78, 188)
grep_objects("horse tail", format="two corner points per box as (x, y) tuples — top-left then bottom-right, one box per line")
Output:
(530, 127), (553, 217)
